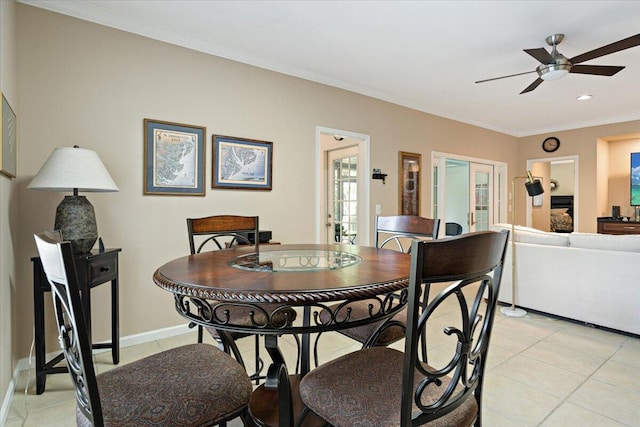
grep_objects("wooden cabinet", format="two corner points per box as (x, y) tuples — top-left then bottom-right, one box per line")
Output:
(597, 218), (640, 235)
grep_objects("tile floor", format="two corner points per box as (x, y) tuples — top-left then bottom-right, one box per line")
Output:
(5, 298), (640, 427)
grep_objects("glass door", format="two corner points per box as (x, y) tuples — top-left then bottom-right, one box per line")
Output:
(327, 146), (358, 244)
(470, 163), (493, 232)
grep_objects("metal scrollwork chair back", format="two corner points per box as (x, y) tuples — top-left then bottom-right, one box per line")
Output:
(313, 215), (440, 366)
(300, 230), (510, 427)
(34, 231), (252, 427)
(186, 215), (298, 381)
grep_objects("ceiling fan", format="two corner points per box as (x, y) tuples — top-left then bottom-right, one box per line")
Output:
(476, 33), (640, 94)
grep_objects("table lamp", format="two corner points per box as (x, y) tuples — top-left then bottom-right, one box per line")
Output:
(28, 146), (118, 253)
(501, 171), (544, 317)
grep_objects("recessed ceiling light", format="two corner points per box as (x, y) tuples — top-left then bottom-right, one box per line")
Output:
(577, 94), (593, 101)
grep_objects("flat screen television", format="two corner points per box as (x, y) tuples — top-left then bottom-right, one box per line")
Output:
(632, 152), (640, 206)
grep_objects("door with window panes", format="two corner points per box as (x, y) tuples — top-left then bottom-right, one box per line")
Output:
(469, 163), (493, 232)
(327, 147), (358, 244)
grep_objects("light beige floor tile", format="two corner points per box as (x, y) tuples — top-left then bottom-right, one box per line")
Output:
(480, 407), (526, 426)
(496, 316), (559, 341)
(483, 373), (562, 426)
(621, 336), (640, 350)
(591, 360), (640, 394)
(562, 323), (630, 347)
(485, 342), (518, 370)
(8, 399), (76, 427)
(490, 320), (550, 354)
(522, 340), (606, 376)
(543, 330), (623, 359)
(611, 339), (640, 369)
(10, 372), (75, 415)
(540, 402), (629, 427)
(493, 354), (586, 398)
(568, 378), (640, 426)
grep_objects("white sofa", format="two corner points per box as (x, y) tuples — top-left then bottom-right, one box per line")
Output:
(489, 223), (640, 335)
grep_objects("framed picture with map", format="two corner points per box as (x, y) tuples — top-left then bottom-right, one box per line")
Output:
(144, 119), (206, 195)
(212, 135), (273, 190)
(1, 93), (17, 179)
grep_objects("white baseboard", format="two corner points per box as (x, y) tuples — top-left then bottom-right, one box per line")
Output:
(0, 364), (21, 427)
(1, 323), (193, 424)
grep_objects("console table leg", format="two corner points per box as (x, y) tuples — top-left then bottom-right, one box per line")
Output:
(111, 278), (119, 364)
(33, 262), (46, 395)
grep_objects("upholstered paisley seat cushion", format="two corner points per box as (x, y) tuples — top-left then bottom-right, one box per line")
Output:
(205, 303), (298, 340)
(77, 343), (252, 426)
(299, 347), (477, 427)
(319, 303), (406, 346)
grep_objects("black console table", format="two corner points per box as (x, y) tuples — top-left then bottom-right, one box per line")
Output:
(31, 247), (121, 394)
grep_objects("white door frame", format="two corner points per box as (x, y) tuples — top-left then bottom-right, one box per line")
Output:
(432, 151), (508, 233)
(315, 126), (371, 245)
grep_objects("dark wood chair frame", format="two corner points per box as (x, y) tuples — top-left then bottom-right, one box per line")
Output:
(300, 230), (509, 426)
(187, 215), (262, 378)
(187, 215), (300, 381)
(445, 221), (463, 236)
(313, 215), (440, 366)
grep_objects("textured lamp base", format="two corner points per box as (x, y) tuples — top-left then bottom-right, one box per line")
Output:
(55, 195), (98, 253)
(501, 306), (527, 318)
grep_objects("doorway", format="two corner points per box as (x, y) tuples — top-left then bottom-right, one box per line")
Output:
(316, 127), (370, 245)
(432, 152), (506, 236)
(328, 146), (359, 244)
(527, 156), (578, 231)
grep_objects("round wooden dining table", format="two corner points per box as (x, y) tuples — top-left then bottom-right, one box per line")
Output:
(153, 243), (411, 427)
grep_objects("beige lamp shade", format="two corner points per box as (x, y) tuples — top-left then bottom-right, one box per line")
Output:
(28, 146), (118, 253)
(28, 147), (118, 192)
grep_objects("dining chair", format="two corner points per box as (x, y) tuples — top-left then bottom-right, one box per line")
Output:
(300, 229), (510, 427)
(187, 215), (298, 380)
(314, 215), (440, 365)
(446, 222), (464, 236)
(34, 231), (252, 427)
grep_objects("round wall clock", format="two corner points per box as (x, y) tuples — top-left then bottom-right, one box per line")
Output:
(542, 137), (560, 153)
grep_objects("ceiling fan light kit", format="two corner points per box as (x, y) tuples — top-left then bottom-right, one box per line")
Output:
(476, 33), (640, 94)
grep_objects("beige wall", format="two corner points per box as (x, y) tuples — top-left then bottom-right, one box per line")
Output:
(517, 123), (640, 232)
(12, 4), (518, 361)
(551, 162), (575, 196)
(0, 0), (18, 412)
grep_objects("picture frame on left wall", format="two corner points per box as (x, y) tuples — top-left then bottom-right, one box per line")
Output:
(1, 93), (17, 178)
(144, 119), (206, 196)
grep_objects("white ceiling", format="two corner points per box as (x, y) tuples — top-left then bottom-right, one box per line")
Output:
(19, 0), (640, 137)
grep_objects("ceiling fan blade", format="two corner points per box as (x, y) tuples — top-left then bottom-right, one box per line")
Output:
(570, 64), (625, 76)
(524, 48), (554, 64)
(475, 70), (536, 84)
(520, 78), (543, 94)
(570, 33), (640, 64)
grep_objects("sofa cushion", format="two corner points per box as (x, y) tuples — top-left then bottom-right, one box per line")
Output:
(569, 232), (640, 253)
(516, 229), (569, 246)
(489, 223), (569, 246)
